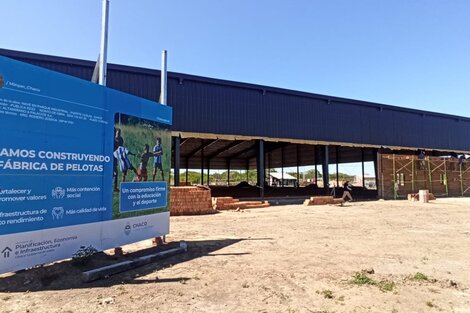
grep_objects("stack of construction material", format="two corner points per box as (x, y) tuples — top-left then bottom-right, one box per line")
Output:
(170, 186), (216, 216)
(212, 197), (270, 210)
(303, 196), (344, 206)
(407, 191), (436, 202)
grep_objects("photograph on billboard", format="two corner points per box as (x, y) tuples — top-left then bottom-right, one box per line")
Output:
(0, 56), (172, 274)
(112, 113), (171, 220)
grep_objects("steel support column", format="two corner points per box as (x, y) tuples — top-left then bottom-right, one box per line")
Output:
(373, 148), (379, 196)
(200, 140), (204, 185)
(268, 152), (272, 185)
(314, 145), (318, 184)
(185, 158), (189, 183)
(361, 148), (365, 188)
(296, 144), (300, 187)
(174, 136), (180, 186)
(335, 146), (339, 187)
(246, 159), (249, 182)
(281, 146), (285, 187)
(207, 159), (210, 186)
(257, 140), (265, 198)
(322, 145), (330, 194)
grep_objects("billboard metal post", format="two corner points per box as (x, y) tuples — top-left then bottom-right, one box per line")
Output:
(157, 49), (168, 244)
(98, 0), (110, 86)
(160, 50), (168, 105)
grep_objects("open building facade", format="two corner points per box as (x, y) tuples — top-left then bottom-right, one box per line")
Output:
(2, 48), (469, 200)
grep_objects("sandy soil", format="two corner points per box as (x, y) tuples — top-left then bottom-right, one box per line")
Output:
(1, 198), (470, 313)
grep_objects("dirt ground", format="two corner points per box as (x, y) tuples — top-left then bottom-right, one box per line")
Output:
(1, 198), (470, 313)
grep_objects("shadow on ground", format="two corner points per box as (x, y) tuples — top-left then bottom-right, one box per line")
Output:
(0, 237), (271, 292)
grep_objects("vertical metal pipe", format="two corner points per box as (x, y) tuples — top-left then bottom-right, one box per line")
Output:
(268, 152), (272, 185)
(393, 154), (397, 200)
(227, 159), (231, 186)
(335, 146), (339, 187)
(460, 163), (464, 196)
(411, 155), (415, 193)
(296, 144), (300, 186)
(361, 148), (365, 188)
(444, 158), (448, 196)
(246, 159), (249, 182)
(185, 158), (189, 183)
(263, 146), (266, 189)
(281, 146), (284, 187)
(174, 136), (180, 186)
(98, 0), (110, 86)
(160, 50), (168, 105)
(207, 160), (210, 186)
(373, 148), (380, 197)
(322, 145), (329, 194)
(200, 140), (204, 185)
(314, 145), (318, 184)
(257, 140), (265, 198)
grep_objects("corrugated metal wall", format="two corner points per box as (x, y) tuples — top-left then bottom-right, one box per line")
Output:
(2, 48), (469, 152)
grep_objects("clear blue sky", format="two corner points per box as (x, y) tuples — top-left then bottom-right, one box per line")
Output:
(2, 0), (469, 117)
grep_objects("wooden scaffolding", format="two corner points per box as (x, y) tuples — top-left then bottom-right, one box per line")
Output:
(378, 153), (470, 199)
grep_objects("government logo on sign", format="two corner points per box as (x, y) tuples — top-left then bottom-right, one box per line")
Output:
(2, 247), (12, 258)
(124, 223), (131, 236)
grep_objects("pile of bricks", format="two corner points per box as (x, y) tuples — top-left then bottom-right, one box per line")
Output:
(170, 186), (216, 216)
(212, 197), (270, 210)
(407, 193), (436, 202)
(303, 196), (344, 206)
(179, 182), (192, 186)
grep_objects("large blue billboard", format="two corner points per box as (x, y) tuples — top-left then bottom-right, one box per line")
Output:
(0, 56), (172, 273)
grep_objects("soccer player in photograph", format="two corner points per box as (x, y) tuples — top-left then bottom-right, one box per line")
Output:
(136, 144), (154, 181)
(152, 137), (164, 181)
(113, 128), (124, 192)
(114, 145), (139, 185)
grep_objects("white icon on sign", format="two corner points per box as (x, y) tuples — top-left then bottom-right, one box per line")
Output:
(51, 187), (65, 199)
(52, 207), (65, 220)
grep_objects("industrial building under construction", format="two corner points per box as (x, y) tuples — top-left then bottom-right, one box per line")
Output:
(2, 48), (469, 202)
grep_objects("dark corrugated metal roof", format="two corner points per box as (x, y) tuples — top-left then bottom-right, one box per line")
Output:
(2, 48), (469, 152)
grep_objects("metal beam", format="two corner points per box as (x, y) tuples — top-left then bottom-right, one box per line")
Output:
(229, 143), (257, 160)
(184, 139), (216, 159)
(201, 139), (220, 153)
(217, 140), (248, 156)
(207, 140), (243, 160)
(179, 138), (190, 147)
(265, 141), (290, 154)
